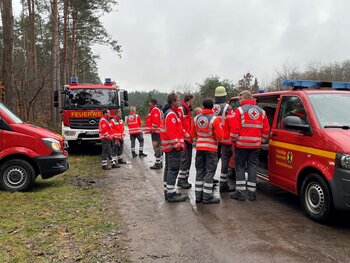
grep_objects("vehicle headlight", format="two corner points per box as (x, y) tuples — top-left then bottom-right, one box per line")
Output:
(42, 138), (62, 152)
(64, 130), (76, 136)
(336, 153), (350, 170)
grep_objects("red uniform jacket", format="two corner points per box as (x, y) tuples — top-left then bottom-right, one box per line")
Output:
(230, 100), (270, 149)
(110, 117), (125, 140)
(145, 105), (163, 134)
(178, 101), (194, 143)
(126, 112), (142, 135)
(160, 106), (185, 152)
(99, 115), (112, 140)
(191, 109), (224, 152)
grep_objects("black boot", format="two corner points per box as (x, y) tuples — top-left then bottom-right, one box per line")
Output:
(247, 191), (256, 201)
(220, 183), (235, 193)
(132, 151), (138, 158)
(166, 192), (187, 202)
(150, 163), (162, 170)
(231, 191), (246, 201)
(177, 178), (192, 189)
(111, 162), (121, 168)
(202, 196), (220, 204)
(139, 152), (147, 157)
(118, 158), (127, 164)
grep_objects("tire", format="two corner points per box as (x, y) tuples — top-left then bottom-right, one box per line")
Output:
(300, 173), (332, 223)
(0, 159), (36, 191)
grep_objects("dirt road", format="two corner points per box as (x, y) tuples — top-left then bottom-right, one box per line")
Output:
(100, 135), (350, 263)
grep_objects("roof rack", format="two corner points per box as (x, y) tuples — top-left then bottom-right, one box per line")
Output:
(282, 80), (350, 90)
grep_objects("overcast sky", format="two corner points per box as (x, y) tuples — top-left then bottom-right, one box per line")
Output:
(14, 0), (350, 92)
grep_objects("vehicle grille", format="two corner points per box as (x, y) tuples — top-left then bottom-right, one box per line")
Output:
(69, 118), (100, 129)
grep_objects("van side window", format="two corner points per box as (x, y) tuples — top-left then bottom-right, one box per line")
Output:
(277, 96), (309, 130)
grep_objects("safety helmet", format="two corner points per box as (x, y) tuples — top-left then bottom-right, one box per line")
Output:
(214, 86), (227, 97)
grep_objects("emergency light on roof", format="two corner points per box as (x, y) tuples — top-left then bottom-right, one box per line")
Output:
(70, 76), (78, 84)
(104, 78), (114, 86)
(282, 79), (350, 90)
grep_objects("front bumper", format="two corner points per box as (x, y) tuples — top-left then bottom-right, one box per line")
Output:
(329, 167), (350, 210)
(35, 153), (69, 179)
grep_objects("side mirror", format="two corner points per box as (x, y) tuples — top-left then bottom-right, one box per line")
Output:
(124, 90), (128, 102)
(54, 90), (59, 108)
(284, 116), (312, 135)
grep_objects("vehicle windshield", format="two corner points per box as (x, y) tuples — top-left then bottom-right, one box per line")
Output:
(308, 93), (350, 128)
(0, 103), (23, 124)
(64, 88), (118, 108)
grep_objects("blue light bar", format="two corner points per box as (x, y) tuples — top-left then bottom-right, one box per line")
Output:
(70, 76), (78, 84)
(282, 79), (350, 90)
(332, 81), (350, 89)
(104, 78), (112, 84)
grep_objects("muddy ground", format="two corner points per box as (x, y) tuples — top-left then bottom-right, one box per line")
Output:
(97, 135), (350, 263)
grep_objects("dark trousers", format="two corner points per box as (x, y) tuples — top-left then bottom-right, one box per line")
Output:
(117, 139), (124, 159)
(101, 139), (112, 166)
(235, 148), (260, 193)
(163, 149), (182, 196)
(111, 139), (124, 160)
(130, 133), (144, 152)
(195, 151), (218, 200)
(178, 142), (193, 179)
(151, 133), (162, 163)
(220, 144), (233, 184)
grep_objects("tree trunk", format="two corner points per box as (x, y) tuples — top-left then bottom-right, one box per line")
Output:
(0, 0), (16, 112)
(63, 0), (69, 84)
(51, 0), (60, 128)
(71, 2), (78, 77)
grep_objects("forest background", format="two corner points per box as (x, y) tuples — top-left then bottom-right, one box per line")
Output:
(1, 0), (350, 130)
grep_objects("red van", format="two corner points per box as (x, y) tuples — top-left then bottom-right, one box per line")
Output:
(0, 102), (69, 191)
(229, 80), (350, 223)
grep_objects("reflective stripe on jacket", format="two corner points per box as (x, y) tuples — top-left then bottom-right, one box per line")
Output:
(230, 100), (270, 149)
(126, 112), (142, 134)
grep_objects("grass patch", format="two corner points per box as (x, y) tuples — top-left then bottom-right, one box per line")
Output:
(0, 155), (129, 262)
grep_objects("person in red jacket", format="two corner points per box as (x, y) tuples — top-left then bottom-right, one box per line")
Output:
(126, 106), (147, 158)
(111, 109), (127, 165)
(177, 93), (194, 189)
(161, 92), (187, 202)
(145, 99), (163, 169)
(99, 109), (114, 170)
(230, 90), (270, 201)
(213, 86), (235, 193)
(191, 98), (224, 204)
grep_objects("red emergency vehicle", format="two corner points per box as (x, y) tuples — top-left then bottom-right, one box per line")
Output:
(0, 103), (68, 191)
(56, 77), (128, 148)
(230, 80), (350, 223)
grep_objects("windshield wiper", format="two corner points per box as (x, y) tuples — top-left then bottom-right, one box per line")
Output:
(324, 125), (350, 129)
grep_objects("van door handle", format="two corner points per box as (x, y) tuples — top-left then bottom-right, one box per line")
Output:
(271, 132), (278, 137)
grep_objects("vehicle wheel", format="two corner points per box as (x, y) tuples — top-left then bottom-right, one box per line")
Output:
(300, 173), (332, 223)
(0, 159), (36, 191)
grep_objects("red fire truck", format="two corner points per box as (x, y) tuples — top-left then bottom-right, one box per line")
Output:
(55, 77), (128, 148)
